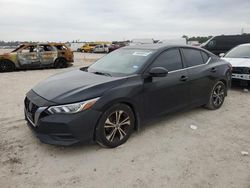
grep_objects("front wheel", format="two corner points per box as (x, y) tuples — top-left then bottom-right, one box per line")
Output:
(0, 60), (15, 72)
(205, 81), (226, 110)
(95, 104), (135, 148)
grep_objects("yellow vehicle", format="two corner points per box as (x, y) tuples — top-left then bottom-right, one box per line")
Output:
(78, 43), (97, 53)
(78, 42), (111, 53)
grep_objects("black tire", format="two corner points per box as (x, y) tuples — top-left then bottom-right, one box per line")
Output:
(0, 60), (15, 72)
(95, 104), (135, 148)
(54, 58), (67, 68)
(205, 81), (226, 110)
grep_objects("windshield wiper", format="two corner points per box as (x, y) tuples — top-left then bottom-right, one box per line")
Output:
(93, 71), (112, 77)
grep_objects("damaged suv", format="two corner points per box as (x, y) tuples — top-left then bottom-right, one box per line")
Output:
(49, 43), (74, 64)
(0, 43), (73, 72)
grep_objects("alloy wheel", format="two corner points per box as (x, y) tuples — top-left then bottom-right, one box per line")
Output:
(104, 110), (131, 143)
(212, 84), (225, 106)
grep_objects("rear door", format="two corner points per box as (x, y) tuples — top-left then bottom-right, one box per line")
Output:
(38, 45), (57, 65)
(143, 48), (189, 117)
(181, 48), (213, 106)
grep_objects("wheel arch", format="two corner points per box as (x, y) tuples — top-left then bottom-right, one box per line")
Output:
(0, 58), (16, 70)
(219, 78), (228, 96)
(120, 101), (140, 131)
(54, 57), (68, 68)
(54, 56), (67, 63)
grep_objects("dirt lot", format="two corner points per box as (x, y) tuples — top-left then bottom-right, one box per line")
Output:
(0, 49), (250, 188)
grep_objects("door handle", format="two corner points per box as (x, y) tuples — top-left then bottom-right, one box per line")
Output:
(180, 75), (188, 81)
(211, 67), (217, 73)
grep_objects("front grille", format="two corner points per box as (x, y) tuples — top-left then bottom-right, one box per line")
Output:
(25, 97), (39, 123)
(232, 67), (250, 74)
(232, 67), (243, 74)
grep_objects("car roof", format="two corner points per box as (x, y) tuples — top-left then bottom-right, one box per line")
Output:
(236, 43), (250, 47)
(123, 44), (216, 57)
(123, 44), (203, 50)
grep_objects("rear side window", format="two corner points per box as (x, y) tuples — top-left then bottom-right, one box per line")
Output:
(182, 48), (204, 67)
(201, 51), (210, 63)
(39, 45), (54, 52)
(55, 45), (67, 50)
(151, 49), (183, 71)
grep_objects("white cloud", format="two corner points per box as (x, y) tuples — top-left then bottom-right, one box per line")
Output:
(0, 0), (249, 41)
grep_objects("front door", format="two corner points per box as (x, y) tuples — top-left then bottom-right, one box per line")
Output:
(143, 48), (189, 118)
(17, 45), (40, 66)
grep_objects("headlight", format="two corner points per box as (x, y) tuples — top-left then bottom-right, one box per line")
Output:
(47, 97), (99, 114)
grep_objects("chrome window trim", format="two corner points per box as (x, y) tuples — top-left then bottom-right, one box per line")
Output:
(168, 57), (211, 74)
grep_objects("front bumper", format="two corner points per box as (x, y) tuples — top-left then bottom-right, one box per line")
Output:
(232, 73), (250, 81)
(24, 92), (102, 146)
(232, 67), (250, 81)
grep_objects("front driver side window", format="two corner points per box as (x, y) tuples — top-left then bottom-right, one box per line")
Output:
(207, 40), (216, 48)
(150, 49), (183, 71)
(20, 46), (34, 53)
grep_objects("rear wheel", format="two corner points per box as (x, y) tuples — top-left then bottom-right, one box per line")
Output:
(205, 81), (226, 110)
(95, 104), (135, 148)
(54, 58), (67, 68)
(0, 60), (15, 72)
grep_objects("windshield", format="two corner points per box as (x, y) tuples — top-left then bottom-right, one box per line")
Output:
(201, 37), (214, 47)
(225, 45), (250, 58)
(88, 49), (154, 76)
(11, 45), (25, 52)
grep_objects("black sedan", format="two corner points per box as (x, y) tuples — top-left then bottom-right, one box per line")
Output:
(24, 44), (232, 148)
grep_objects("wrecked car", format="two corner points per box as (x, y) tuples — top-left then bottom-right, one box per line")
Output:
(0, 43), (73, 72)
(49, 43), (74, 64)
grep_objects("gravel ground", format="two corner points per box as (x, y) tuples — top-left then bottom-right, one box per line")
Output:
(0, 50), (250, 188)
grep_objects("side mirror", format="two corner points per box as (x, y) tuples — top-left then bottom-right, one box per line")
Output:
(219, 53), (225, 58)
(149, 67), (168, 77)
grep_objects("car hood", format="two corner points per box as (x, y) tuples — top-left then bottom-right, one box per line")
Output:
(32, 69), (127, 104)
(222, 58), (250, 68)
(0, 52), (15, 58)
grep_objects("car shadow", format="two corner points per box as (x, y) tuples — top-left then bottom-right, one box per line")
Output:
(134, 107), (206, 135)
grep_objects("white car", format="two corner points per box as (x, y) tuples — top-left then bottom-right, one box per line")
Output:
(93, 44), (109, 53)
(130, 38), (155, 46)
(158, 38), (187, 45)
(221, 44), (250, 83)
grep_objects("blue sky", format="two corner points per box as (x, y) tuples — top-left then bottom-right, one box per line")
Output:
(0, 0), (249, 41)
